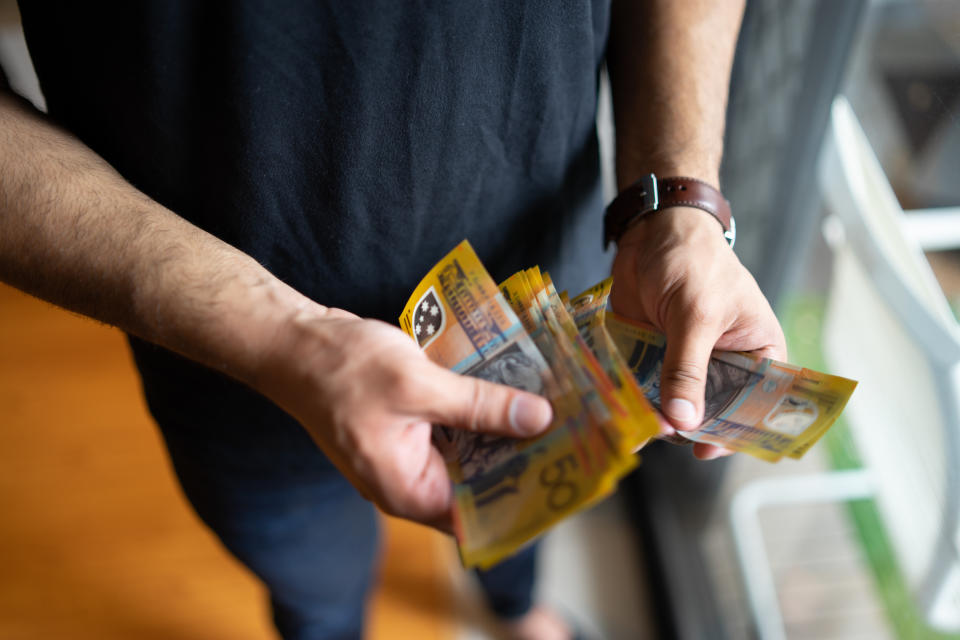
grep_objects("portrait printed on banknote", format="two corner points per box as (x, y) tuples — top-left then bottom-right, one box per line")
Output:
(762, 394), (819, 436)
(433, 344), (546, 478)
(702, 358), (761, 422)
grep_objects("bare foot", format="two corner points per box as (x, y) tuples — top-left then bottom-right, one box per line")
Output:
(503, 604), (573, 640)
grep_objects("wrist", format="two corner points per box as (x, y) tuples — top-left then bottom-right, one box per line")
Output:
(619, 205), (729, 251)
(616, 155), (721, 192)
(136, 251), (324, 395)
(237, 280), (330, 397)
(621, 166), (719, 192)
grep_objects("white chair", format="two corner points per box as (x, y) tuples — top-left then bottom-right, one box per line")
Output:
(729, 96), (960, 639)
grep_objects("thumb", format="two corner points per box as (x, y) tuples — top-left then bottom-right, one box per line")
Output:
(660, 322), (718, 430)
(423, 367), (553, 438)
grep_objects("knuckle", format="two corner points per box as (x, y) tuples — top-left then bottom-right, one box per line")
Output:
(367, 462), (408, 516)
(664, 359), (706, 388)
(465, 378), (487, 432)
(378, 485), (408, 517)
(380, 475), (432, 522)
(394, 486), (431, 521)
(686, 299), (718, 328)
(350, 438), (381, 479)
(384, 365), (419, 402)
(377, 494), (404, 518)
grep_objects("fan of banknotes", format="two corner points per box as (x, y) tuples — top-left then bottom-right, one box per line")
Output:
(399, 241), (857, 569)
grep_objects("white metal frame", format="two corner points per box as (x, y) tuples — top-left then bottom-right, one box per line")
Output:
(730, 96), (960, 638)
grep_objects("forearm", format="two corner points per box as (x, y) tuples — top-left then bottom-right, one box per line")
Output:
(0, 90), (314, 386)
(608, 0), (745, 189)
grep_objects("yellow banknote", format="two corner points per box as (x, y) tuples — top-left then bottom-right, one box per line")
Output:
(501, 268), (634, 498)
(539, 275), (646, 464)
(453, 416), (623, 568)
(400, 241), (631, 568)
(569, 279), (661, 453)
(519, 269), (637, 482)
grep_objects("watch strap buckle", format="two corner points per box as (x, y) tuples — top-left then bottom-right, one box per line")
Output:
(635, 173), (659, 213)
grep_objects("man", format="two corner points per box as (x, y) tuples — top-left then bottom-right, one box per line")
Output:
(0, 1), (785, 638)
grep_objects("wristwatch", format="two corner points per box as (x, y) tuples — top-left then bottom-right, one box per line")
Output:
(603, 174), (736, 248)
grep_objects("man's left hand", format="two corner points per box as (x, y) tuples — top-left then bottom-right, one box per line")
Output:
(610, 206), (787, 459)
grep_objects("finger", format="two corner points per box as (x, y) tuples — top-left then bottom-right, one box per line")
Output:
(408, 442), (455, 532)
(693, 442), (734, 460)
(759, 325), (789, 362)
(651, 409), (677, 437)
(754, 343), (787, 363)
(661, 320), (719, 430)
(369, 421), (454, 526)
(714, 311), (788, 362)
(423, 367), (553, 437)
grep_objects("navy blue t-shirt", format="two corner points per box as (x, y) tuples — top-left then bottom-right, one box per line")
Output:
(19, 1), (613, 438)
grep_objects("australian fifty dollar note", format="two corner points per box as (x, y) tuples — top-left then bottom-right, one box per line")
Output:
(399, 241), (637, 568)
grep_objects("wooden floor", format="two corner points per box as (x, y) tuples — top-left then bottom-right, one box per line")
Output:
(0, 282), (454, 639)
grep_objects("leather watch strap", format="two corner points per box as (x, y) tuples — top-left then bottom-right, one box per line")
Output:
(603, 174), (735, 247)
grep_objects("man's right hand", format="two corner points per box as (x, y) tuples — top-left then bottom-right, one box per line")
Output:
(255, 306), (554, 531)
(0, 88), (552, 533)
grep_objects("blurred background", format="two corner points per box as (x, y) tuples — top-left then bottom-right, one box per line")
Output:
(3, 0), (960, 638)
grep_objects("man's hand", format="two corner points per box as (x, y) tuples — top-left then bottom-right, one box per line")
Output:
(0, 87), (553, 531)
(255, 306), (554, 530)
(610, 207), (786, 459)
(607, 0), (784, 458)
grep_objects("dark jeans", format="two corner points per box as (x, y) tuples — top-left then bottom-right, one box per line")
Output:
(140, 350), (536, 640)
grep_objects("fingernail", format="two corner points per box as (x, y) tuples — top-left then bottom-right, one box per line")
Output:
(509, 395), (553, 436)
(665, 398), (697, 428)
